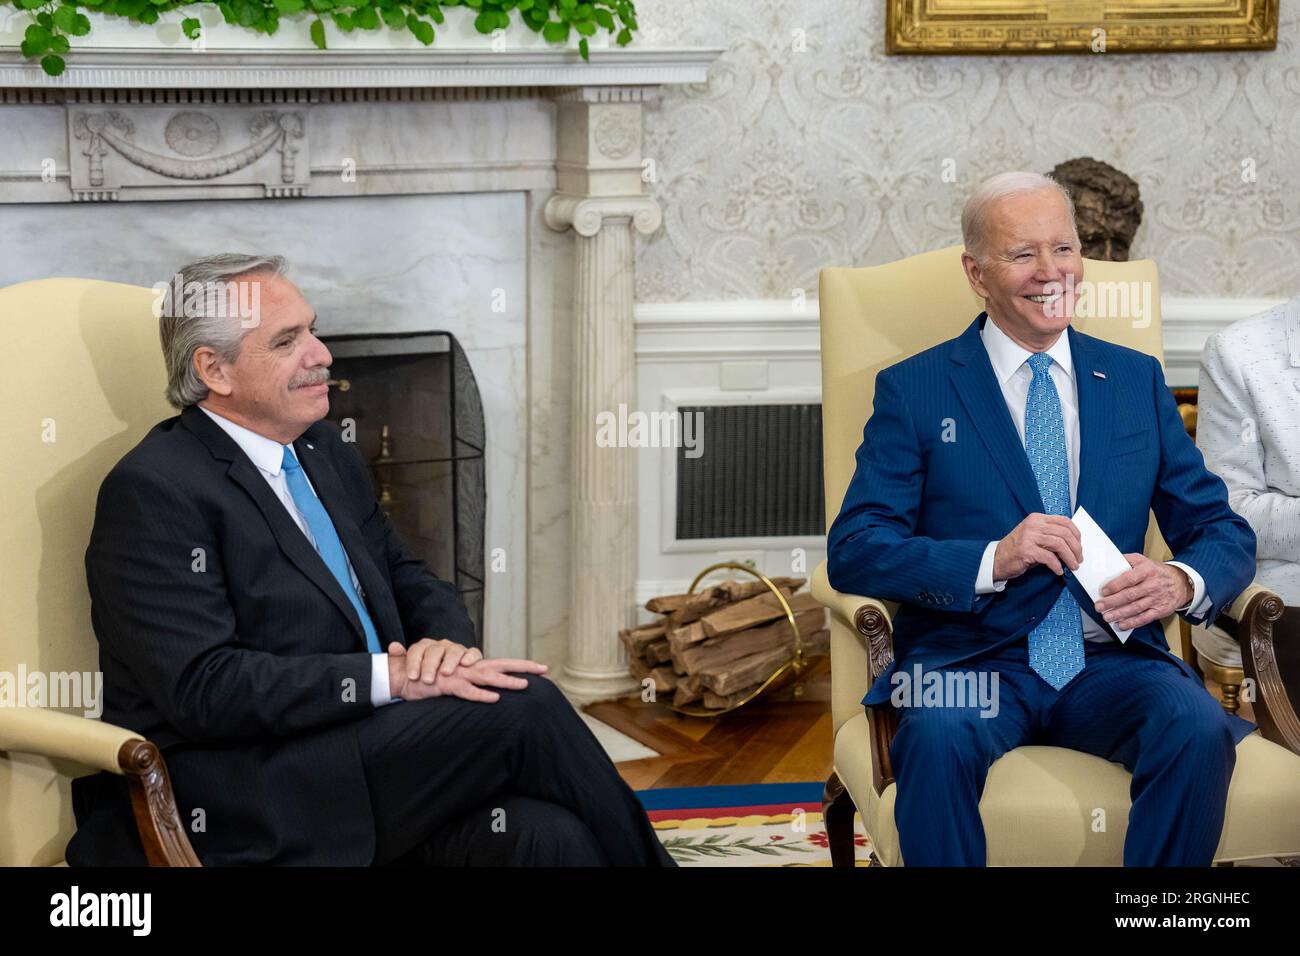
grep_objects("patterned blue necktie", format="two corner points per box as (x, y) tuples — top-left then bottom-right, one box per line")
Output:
(281, 446), (383, 654)
(1024, 352), (1085, 690)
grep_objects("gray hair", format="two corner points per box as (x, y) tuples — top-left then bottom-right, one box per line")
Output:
(157, 253), (287, 409)
(961, 171), (1079, 264)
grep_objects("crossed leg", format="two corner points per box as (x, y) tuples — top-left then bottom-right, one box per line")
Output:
(358, 675), (673, 867)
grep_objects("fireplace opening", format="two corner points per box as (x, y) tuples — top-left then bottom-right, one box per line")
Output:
(321, 331), (486, 645)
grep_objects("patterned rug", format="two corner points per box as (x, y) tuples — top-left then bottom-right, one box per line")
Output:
(638, 783), (1300, 867)
(638, 783), (874, 866)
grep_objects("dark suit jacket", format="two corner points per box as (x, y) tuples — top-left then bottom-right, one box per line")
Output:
(66, 403), (475, 865)
(827, 314), (1257, 717)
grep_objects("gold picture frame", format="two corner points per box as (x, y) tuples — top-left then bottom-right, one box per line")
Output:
(887, 1), (1280, 55)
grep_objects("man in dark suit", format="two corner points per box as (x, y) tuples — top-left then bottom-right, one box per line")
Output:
(68, 253), (673, 867)
(827, 172), (1258, 866)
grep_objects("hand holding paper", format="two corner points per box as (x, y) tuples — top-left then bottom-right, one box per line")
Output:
(1068, 506), (1134, 642)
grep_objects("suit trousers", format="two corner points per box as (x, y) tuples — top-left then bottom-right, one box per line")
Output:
(886, 636), (1246, 866)
(357, 674), (674, 866)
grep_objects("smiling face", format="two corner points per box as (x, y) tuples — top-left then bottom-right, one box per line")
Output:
(960, 187), (1084, 352)
(193, 272), (333, 444)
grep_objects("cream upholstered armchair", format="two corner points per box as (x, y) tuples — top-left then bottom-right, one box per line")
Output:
(0, 278), (199, 866)
(811, 246), (1300, 867)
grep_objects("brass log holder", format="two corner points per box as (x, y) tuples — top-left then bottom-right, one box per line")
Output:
(670, 561), (815, 719)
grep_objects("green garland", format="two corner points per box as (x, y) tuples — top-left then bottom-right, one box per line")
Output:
(5, 0), (638, 76)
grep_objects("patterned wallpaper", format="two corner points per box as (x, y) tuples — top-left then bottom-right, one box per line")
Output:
(634, 1), (1300, 302)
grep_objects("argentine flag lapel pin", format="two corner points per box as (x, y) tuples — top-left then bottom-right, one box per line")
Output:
(1092, 371), (1107, 379)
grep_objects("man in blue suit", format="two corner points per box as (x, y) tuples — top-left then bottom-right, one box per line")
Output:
(827, 171), (1257, 866)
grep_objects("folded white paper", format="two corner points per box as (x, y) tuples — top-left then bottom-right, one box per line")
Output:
(1069, 506), (1134, 642)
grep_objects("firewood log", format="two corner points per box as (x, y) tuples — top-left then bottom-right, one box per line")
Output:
(670, 608), (825, 674)
(618, 621), (669, 659)
(702, 683), (763, 710)
(644, 638), (673, 666)
(700, 589), (819, 639)
(650, 665), (678, 692)
(665, 588), (728, 628)
(666, 620), (709, 654)
(629, 658), (678, 694)
(660, 576), (808, 627)
(673, 673), (706, 707)
(645, 593), (693, 614)
(715, 576), (804, 602)
(698, 628), (830, 696)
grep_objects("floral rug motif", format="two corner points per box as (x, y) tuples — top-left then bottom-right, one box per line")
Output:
(637, 783), (1300, 867)
(637, 783), (873, 867)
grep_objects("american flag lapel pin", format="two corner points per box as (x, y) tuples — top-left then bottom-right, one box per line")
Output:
(1093, 371), (1107, 379)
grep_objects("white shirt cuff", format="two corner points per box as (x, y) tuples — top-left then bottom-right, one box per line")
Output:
(371, 653), (399, 706)
(976, 540), (1008, 595)
(1166, 561), (1209, 618)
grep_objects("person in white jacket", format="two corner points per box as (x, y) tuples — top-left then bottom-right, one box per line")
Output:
(1196, 297), (1300, 663)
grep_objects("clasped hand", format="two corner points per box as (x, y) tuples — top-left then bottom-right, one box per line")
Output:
(387, 638), (548, 704)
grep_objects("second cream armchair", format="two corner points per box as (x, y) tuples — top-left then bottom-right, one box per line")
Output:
(812, 246), (1300, 866)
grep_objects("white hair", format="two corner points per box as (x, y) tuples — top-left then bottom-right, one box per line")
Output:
(158, 253), (287, 409)
(961, 171), (1079, 264)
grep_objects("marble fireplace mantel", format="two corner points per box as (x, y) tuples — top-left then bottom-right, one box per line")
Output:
(0, 47), (718, 90)
(0, 42), (722, 702)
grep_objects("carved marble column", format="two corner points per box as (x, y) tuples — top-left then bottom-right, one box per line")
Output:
(545, 88), (662, 702)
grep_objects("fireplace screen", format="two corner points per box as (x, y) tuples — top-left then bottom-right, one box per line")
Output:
(321, 331), (486, 645)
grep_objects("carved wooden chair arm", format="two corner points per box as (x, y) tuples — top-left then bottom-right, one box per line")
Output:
(0, 707), (200, 866)
(811, 564), (895, 636)
(812, 561), (900, 795)
(1219, 584), (1299, 756)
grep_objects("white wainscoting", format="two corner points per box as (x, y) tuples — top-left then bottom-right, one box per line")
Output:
(634, 300), (824, 618)
(633, 296), (1285, 614)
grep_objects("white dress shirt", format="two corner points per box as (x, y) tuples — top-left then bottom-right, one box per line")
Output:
(198, 404), (396, 705)
(971, 316), (1209, 641)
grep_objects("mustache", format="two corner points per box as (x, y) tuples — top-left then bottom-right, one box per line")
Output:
(289, 367), (330, 389)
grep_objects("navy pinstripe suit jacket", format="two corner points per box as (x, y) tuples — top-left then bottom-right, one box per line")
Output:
(67, 403), (475, 865)
(827, 313), (1256, 708)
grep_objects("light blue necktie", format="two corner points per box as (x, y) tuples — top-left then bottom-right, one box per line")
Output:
(281, 446), (383, 654)
(1024, 352), (1085, 690)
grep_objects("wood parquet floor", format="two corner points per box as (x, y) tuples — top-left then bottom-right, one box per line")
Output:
(588, 657), (1253, 792)
(587, 658), (836, 791)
